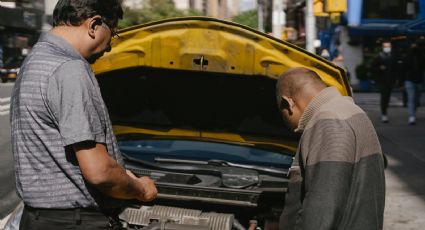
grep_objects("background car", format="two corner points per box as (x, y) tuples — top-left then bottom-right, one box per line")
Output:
(0, 56), (24, 83)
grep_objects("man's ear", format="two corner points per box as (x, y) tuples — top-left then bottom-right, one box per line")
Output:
(282, 95), (294, 115)
(87, 15), (102, 38)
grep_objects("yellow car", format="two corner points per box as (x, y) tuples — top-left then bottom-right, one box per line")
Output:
(92, 17), (350, 230)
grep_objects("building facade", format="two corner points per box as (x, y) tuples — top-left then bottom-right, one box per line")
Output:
(121, 0), (243, 20)
(123, 0), (146, 8)
(175, 0), (238, 20)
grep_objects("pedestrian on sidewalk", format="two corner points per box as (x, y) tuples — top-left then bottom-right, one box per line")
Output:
(276, 67), (385, 230)
(402, 41), (424, 125)
(10, 0), (157, 229)
(374, 41), (398, 123)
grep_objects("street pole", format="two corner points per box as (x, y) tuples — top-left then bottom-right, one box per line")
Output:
(272, 0), (286, 39)
(258, 0), (264, 32)
(305, 0), (316, 53)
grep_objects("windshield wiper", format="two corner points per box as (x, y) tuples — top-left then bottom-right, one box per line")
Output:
(154, 157), (289, 177)
(123, 153), (260, 188)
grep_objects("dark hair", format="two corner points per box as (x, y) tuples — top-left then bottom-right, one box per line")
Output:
(53, 0), (123, 28)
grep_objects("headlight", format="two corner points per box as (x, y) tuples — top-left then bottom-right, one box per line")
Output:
(8, 72), (17, 78)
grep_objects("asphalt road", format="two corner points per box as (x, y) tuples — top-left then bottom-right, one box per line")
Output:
(0, 82), (19, 219)
(0, 82), (425, 228)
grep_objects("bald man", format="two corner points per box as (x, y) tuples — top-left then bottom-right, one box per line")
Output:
(276, 68), (385, 230)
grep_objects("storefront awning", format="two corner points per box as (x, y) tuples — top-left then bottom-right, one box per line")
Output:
(348, 19), (425, 37)
(398, 19), (425, 35)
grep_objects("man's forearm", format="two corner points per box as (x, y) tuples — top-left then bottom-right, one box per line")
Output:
(74, 142), (156, 201)
(91, 162), (144, 200)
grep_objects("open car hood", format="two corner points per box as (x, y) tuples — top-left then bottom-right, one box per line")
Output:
(92, 17), (351, 154)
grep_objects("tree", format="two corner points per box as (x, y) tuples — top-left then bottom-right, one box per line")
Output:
(232, 10), (258, 30)
(118, 0), (202, 29)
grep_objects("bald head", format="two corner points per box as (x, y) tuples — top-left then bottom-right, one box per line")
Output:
(275, 67), (327, 131)
(276, 67), (327, 101)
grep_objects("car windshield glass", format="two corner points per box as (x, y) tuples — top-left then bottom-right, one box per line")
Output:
(119, 139), (293, 170)
(4, 56), (24, 68)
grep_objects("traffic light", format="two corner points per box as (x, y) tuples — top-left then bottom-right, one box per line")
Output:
(324, 0), (347, 13)
(314, 0), (329, 17)
(314, 0), (347, 16)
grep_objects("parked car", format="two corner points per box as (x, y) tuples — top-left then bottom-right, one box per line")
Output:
(91, 17), (350, 230)
(0, 56), (24, 83)
(4, 17), (350, 230)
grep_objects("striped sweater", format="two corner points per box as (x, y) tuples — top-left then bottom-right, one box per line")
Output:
(279, 87), (385, 230)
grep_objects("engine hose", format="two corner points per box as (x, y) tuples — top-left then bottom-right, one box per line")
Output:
(232, 219), (246, 230)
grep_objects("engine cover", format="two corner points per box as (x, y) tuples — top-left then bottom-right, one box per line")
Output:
(119, 205), (234, 230)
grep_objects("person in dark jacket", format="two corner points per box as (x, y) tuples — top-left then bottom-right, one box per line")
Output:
(374, 41), (398, 123)
(276, 67), (385, 230)
(402, 42), (423, 125)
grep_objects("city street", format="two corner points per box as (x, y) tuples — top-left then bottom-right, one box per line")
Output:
(2, 0), (425, 229)
(0, 82), (20, 221)
(1, 81), (425, 229)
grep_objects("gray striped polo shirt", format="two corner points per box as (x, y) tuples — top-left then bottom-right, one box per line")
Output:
(10, 32), (124, 209)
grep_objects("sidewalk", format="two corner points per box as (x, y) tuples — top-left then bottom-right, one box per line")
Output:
(353, 92), (425, 163)
(354, 92), (425, 230)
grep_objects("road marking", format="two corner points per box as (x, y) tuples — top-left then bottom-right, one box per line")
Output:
(0, 97), (10, 116)
(0, 214), (11, 229)
(0, 82), (14, 86)
(0, 97), (10, 103)
(0, 213), (12, 229)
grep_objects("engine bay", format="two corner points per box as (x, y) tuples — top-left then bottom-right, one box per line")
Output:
(122, 156), (289, 229)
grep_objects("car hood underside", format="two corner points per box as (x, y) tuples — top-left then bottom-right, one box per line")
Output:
(93, 16), (351, 154)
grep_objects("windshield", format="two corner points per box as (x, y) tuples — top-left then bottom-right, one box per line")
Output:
(4, 56), (24, 68)
(119, 139), (293, 170)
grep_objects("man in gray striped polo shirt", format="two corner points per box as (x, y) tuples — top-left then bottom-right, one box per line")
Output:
(276, 68), (385, 229)
(10, 0), (157, 229)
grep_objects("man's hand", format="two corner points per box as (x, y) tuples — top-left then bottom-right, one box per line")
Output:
(126, 170), (158, 201)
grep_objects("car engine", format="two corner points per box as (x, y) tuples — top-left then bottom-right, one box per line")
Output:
(119, 205), (239, 230)
(116, 141), (291, 230)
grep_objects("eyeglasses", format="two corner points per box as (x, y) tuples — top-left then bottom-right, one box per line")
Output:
(101, 21), (120, 39)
